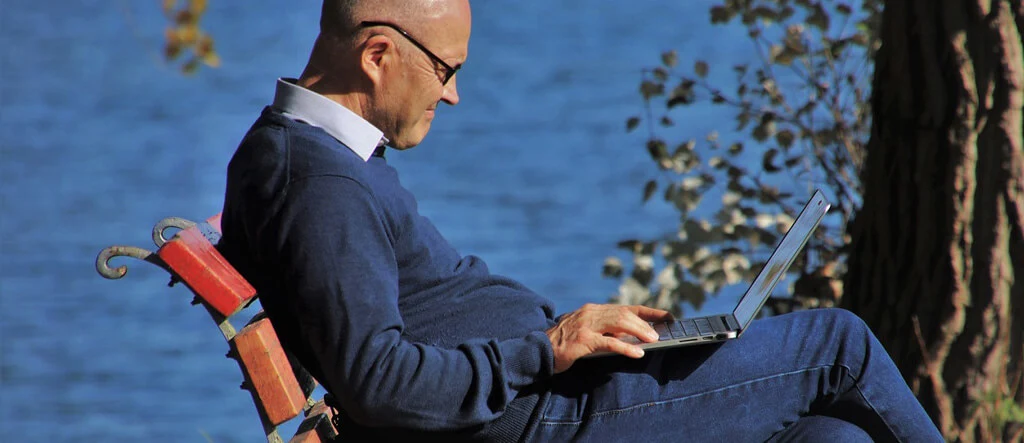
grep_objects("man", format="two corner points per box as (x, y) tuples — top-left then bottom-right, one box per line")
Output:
(220, 0), (943, 441)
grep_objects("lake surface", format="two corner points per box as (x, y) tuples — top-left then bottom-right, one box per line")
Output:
(0, 1), (752, 440)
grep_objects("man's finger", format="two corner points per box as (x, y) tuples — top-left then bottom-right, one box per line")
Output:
(628, 305), (675, 322)
(601, 314), (660, 343)
(596, 335), (645, 359)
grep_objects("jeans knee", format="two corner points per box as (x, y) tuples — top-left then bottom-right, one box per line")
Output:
(800, 308), (874, 360)
(813, 308), (875, 374)
(818, 308), (869, 335)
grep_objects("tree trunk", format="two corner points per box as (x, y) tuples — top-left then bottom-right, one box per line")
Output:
(843, 0), (1024, 441)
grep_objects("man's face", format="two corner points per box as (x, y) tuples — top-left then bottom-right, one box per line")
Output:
(378, 3), (471, 149)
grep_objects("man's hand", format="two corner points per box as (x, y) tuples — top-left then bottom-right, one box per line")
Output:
(545, 304), (674, 373)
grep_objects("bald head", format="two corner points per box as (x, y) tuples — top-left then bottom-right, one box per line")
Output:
(321, 0), (467, 37)
(311, 0), (471, 82)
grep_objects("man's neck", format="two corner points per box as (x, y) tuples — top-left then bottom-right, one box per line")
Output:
(297, 73), (369, 123)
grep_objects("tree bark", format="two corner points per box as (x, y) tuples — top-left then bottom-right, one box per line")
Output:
(843, 0), (1024, 441)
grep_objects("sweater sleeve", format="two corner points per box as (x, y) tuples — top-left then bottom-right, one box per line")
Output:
(254, 174), (554, 430)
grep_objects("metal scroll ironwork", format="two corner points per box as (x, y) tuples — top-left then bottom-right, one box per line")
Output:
(96, 216), (200, 279)
(152, 216), (197, 248)
(95, 245), (170, 279)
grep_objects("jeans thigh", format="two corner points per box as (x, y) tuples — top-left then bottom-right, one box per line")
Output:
(536, 364), (844, 441)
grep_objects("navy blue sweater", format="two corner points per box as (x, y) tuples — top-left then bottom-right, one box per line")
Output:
(220, 108), (557, 440)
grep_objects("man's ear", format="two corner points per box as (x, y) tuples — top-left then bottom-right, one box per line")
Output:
(361, 35), (394, 86)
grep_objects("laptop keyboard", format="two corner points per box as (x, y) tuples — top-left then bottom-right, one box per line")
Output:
(653, 317), (727, 341)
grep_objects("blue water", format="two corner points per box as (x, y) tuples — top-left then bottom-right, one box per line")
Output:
(0, 1), (751, 440)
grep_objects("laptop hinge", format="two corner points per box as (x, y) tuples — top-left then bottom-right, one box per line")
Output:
(724, 315), (742, 332)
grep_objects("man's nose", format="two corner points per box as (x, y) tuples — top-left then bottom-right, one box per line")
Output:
(441, 76), (460, 105)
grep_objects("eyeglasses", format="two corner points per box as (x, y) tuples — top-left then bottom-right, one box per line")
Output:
(360, 21), (461, 86)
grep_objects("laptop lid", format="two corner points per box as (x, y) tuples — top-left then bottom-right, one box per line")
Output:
(731, 190), (831, 330)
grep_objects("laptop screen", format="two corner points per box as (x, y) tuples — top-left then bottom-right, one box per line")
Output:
(732, 190), (831, 329)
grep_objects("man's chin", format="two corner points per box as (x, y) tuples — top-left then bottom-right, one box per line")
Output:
(389, 122), (433, 150)
(409, 124), (433, 148)
(390, 135), (427, 150)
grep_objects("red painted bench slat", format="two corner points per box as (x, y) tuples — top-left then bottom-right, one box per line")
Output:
(157, 225), (256, 317)
(232, 317), (309, 427)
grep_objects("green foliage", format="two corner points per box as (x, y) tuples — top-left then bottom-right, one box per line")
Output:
(161, 0), (219, 74)
(973, 376), (1024, 441)
(608, 0), (881, 316)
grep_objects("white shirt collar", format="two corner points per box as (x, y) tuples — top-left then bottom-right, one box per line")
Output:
(271, 78), (387, 161)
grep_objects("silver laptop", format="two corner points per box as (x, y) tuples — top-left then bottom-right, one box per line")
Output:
(590, 189), (831, 357)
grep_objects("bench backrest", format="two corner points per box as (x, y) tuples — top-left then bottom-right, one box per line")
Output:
(98, 214), (337, 443)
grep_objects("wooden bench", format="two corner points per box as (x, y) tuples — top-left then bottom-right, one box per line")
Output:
(96, 214), (339, 443)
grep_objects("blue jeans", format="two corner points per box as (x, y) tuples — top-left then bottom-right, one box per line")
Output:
(523, 309), (943, 442)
